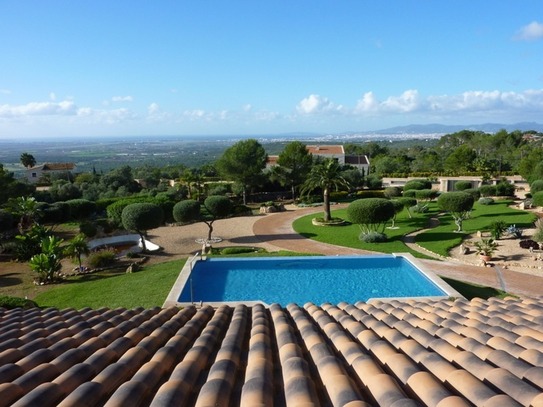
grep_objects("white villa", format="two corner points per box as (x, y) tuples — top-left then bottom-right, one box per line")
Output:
(26, 162), (76, 183)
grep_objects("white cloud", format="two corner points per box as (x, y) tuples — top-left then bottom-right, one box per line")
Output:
(148, 102), (160, 115)
(296, 94), (342, 114)
(0, 100), (76, 118)
(111, 96), (133, 102)
(514, 21), (543, 41)
(355, 91), (379, 112)
(381, 90), (420, 112)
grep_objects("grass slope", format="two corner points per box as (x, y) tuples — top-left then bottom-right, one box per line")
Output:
(34, 259), (185, 309)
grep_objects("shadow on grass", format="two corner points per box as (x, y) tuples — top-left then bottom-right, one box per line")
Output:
(441, 277), (508, 300)
(415, 231), (466, 243)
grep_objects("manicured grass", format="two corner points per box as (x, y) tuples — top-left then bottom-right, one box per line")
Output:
(292, 207), (437, 259)
(416, 200), (537, 257)
(34, 259), (185, 309)
(441, 277), (512, 300)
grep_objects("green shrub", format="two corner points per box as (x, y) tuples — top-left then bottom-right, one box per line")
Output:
(532, 191), (543, 207)
(220, 247), (260, 255)
(403, 179), (432, 191)
(454, 181), (473, 191)
(462, 188), (481, 201)
(122, 203), (164, 233)
(329, 191), (349, 201)
(403, 190), (416, 198)
(232, 205), (252, 216)
(495, 180), (515, 197)
(65, 199), (96, 220)
(0, 210), (15, 232)
(0, 295), (37, 309)
(347, 198), (395, 235)
(79, 221), (98, 238)
(173, 200), (201, 223)
(87, 249), (117, 268)
(530, 180), (543, 194)
(383, 187), (402, 199)
(479, 185), (497, 197)
(355, 190), (385, 199)
(359, 231), (387, 243)
(489, 220), (507, 239)
(478, 197), (494, 205)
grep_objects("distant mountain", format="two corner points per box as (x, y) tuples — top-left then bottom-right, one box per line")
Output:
(370, 122), (543, 135)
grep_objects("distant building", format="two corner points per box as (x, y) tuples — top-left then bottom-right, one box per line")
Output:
(26, 163), (76, 183)
(267, 144), (370, 174)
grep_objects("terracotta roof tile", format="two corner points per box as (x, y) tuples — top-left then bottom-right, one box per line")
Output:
(1, 297), (543, 405)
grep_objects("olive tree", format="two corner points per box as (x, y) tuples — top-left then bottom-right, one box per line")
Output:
(121, 203), (164, 252)
(347, 198), (395, 241)
(173, 196), (233, 242)
(437, 192), (474, 232)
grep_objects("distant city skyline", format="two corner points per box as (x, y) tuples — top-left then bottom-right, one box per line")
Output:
(1, 1), (542, 139)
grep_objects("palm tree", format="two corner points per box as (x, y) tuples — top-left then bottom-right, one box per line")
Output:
(301, 159), (351, 222)
(20, 152), (36, 168)
(64, 234), (90, 272)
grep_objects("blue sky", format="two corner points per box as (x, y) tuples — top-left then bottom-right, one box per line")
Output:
(0, 1), (542, 139)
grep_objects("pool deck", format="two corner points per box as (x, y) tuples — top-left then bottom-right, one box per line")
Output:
(252, 206), (543, 298)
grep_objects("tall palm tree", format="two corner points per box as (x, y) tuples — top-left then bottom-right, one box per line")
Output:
(64, 234), (90, 272)
(301, 159), (351, 222)
(20, 152), (36, 168)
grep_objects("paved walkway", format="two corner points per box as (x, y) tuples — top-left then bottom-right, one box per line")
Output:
(251, 206), (543, 298)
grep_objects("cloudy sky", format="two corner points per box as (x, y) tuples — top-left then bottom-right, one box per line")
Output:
(1, 1), (542, 139)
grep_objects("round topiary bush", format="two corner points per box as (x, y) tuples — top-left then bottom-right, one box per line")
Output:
(403, 179), (432, 191)
(173, 200), (201, 223)
(121, 203), (164, 234)
(479, 185), (497, 197)
(454, 181), (473, 191)
(437, 191), (474, 232)
(347, 198), (395, 236)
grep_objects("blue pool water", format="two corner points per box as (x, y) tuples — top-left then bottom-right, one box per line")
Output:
(178, 255), (447, 305)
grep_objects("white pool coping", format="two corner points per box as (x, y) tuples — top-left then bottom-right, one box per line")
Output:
(163, 253), (464, 308)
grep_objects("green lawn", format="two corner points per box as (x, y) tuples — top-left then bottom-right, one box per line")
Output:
(34, 259), (185, 309)
(416, 200), (536, 257)
(293, 200), (536, 259)
(292, 206), (438, 259)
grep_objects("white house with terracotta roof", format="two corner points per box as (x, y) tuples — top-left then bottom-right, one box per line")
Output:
(267, 144), (370, 174)
(26, 162), (76, 183)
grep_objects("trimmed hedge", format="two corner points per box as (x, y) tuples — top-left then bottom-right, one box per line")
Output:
(355, 190), (385, 199)
(0, 296), (37, 309)
(437, 191), (474, 213)
(454, 181), (473, 191)
(479, 185), (496, 197)
(532, 191), (543, 207)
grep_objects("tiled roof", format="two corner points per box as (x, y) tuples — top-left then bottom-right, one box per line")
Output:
(28, 163), (75, 171)
(1, 297), (542, 406)
(345, 155), (370, 165)
(306, 145), (345, 155)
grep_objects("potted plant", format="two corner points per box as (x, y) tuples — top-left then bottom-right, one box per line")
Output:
(474, 238), (498, 262)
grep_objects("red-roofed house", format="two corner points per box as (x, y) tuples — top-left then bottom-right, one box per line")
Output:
(267, 144), (370, 174)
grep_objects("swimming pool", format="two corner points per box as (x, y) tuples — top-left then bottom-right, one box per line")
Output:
(165, 254), (459, 306)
